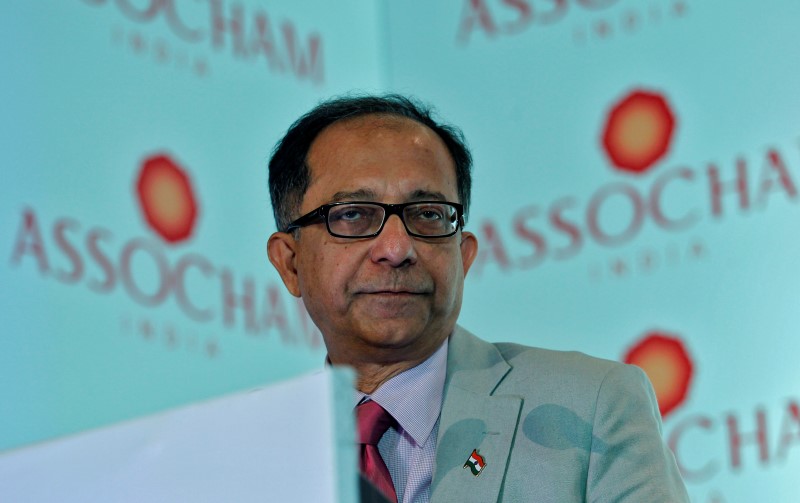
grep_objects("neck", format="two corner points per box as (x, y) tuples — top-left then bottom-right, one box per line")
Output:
(327, 338), (447, 394)
(351, 358), (426, 394)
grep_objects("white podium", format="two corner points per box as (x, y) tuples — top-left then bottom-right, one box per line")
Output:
(0, 369), (357, 503)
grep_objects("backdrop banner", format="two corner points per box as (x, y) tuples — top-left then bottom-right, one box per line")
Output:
(2, 1), (797, 501)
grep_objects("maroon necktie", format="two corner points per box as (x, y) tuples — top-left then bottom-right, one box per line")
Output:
(357, 400), (398, 503)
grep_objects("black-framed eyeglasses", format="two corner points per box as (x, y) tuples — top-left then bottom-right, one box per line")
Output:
(284, 201), (465, 238)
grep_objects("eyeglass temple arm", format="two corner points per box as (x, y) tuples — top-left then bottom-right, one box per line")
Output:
(283, 207), (326, 233)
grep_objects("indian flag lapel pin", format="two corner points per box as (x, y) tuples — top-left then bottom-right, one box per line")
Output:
(463, 448), (486, 476)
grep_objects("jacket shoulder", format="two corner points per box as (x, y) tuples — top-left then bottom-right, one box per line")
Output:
(495, 342), (626, 381)
(448, 326), (648, 400)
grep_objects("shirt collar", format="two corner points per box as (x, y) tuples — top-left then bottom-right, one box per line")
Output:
(354, 338), (448, 447)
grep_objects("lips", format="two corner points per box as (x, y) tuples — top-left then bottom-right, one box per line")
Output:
(355, 283), (433, 296)
(358, 289), (429, 295)
(352, 274), (434, 296)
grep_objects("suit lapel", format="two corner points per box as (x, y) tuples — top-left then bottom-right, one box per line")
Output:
(430, 327), (522, 503)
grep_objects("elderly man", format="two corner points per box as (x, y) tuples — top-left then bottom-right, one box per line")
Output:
(267, 95), (688, 503)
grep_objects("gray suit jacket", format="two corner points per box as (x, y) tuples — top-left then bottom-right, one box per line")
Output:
(430, 327), (689, 502)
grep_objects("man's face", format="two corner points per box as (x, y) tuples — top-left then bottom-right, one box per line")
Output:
(268, 114), (478, 365)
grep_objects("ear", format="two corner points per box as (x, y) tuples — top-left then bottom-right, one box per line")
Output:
(267, 232), (302, 297)
(459, 230), (479, 277)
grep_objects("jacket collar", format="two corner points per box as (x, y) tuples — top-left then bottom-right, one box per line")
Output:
(430, 326), (522, 503)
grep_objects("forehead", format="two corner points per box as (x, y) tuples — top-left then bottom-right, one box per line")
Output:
(303, 114), (458, 206)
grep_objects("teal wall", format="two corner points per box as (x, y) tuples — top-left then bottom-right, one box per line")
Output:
(2, 1), (798, 500)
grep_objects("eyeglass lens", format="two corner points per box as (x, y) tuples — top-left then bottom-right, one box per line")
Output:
(327, 203), (458, 237)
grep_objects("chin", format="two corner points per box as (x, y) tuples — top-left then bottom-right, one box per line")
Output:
(361, 320), (445, 352)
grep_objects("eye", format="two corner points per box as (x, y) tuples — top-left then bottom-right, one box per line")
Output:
(419, 208), (443, 220)
(329, 204), (379, 224)
(338, 209), (365, 221)
(410, 205), (446, 221)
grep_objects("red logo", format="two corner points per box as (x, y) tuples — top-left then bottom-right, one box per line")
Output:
(623, 330), (693, 417)
(601, 90), (676, 174)
(135, 154), (198, 244)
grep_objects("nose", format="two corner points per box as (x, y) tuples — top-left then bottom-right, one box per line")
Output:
(368, 214), (418, 267)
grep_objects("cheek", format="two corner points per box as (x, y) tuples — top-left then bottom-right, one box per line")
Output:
(298, 244), (358, 304)
(431, 249), (465, 302)
(295, 246), (327, 298)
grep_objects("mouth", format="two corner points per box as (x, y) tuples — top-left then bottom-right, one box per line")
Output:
(359, 290), (428, 296)
(353, 278), (434, 297)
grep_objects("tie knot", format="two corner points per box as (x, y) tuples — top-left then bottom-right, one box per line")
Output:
(357, 400), (396, 445)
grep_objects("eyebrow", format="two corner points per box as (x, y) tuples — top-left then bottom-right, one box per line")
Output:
(329, 189), (377, 202)
(328, 189), (449, 203)
(408, 189), (448, 201)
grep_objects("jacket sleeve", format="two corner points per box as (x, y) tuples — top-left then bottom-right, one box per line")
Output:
(585, 363), (690, 502)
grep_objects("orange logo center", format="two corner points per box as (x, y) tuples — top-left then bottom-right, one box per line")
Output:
(602, 90), (676, 174)
(623, 331), (693, 417)
(135, 154), (198, 244)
